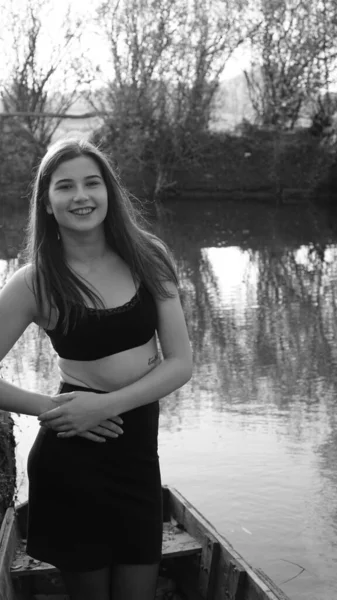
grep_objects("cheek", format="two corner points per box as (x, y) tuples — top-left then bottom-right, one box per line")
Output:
(46, 196), (58, 215)
(46, 199), (68, 221)
(46, 191), (53, 214)
(46, 191), (59, 214)
(101, 191), (109, 212)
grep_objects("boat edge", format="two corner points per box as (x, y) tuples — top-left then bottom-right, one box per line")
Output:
(165, 485), (292, 600)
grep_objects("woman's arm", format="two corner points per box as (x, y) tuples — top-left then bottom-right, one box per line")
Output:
(0, 266), (123, 442)
(0, 379), (53, 416)
(39, 280), (193, 435)
(103, 281), (192, 415)
(105, 356), (191, 416)
(0, 265), (53, 415)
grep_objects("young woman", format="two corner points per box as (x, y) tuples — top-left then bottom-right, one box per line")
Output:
(0, 138), (192, 600)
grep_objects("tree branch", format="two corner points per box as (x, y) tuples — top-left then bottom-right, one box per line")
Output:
(0, 111), (110, 119)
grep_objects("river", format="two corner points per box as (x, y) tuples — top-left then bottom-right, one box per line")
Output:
(1, 198), (337, 600)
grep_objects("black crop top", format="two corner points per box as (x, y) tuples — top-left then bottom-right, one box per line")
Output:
(44, 282), (157, 361)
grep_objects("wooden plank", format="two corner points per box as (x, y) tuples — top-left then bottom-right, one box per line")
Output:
(198, 534), (221, 600)
(281, 188), (310, 204)
(156, 575), (177, 599)
(34, 594), (70, 600)
(173, 555), (205, 600)
(11, 519), (202, 578)
(235, 565), (289, 600)
(254, 570), (291, 600)
(167, 487), (291, 600)
(0, 508), (19, 600)
(227, 560), (247, 600)
(15, 502), (28, 539)
(32, 580), (184, 600)
(162, 521), (202, 559)
(162, 486), (171, 522)
(11, 541), (57, 577)
(167, 488), (248, 599)
(10, 488), (289, 600)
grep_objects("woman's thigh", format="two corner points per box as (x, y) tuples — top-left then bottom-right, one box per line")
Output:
(111, 563), (159, 600)
(61, 565), (111, 600)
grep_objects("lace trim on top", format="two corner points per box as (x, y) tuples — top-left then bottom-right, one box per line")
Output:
(85, 284), (141, 314)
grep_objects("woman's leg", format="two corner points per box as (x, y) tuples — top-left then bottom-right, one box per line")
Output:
(111, 563), (159, 600)
(61, 566), (111, 600)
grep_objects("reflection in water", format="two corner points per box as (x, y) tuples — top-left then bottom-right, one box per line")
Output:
(2, 202), (337, 599)
(0, 259), (59, 394)
(175, 242), (337, 417)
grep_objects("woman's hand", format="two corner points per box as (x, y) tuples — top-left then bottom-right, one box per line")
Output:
(78, 418), (124, 443)
(38, 391), (120, 442)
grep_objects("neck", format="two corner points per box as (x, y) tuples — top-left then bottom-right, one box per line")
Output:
(60, 228), (110, 266)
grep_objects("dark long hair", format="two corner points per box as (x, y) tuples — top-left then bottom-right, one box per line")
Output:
(24, 138), (178, 332)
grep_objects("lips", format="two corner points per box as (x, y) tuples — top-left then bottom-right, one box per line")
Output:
(70, 207), (95, 215)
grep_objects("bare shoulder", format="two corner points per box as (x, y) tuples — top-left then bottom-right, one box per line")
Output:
(0, 263), (37, 318)
(0, 264), (39, 361)
(1, 262), (35, 292)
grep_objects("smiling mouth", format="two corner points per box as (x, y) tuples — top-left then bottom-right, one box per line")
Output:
(70, 208), (95, 216)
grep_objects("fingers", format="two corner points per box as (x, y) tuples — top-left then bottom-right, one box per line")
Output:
(39, 418), (73, 431)
(57, 425), (123, 441)
(91, 425), (119, 439)
(50, 422), (123, 435)
(42, 411), (125, 438)
(51, 392), (76, 405)
(75, 432), (106, 443)
(110, 416), (123, 425)
(99, 420), (124, 436)
(39, 406), (65, 422)
(57, 431), (105, 443)
(57, 430), (78, 439)
(43, 419), (124, 435)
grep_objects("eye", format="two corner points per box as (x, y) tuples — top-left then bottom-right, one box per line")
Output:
(57, 184), (72, 190)
(87, 180), (100, 187)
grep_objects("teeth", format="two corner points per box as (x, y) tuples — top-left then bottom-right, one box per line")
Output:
(71, 208), (94, 215)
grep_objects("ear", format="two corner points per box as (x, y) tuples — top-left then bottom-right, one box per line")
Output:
(46, 203), (53, 215)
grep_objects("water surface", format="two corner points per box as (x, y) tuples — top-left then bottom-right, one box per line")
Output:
(1, 199), (337, 600)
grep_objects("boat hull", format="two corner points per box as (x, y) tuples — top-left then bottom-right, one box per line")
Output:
(0, 486), (291, 600)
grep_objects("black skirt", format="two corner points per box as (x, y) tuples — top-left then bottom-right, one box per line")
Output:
(26, 383), (162, 571)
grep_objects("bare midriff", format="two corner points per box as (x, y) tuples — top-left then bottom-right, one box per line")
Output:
(57, 335), (160, 392)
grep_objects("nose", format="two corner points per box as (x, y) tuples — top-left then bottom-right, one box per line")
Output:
(73, 185), (89, 201)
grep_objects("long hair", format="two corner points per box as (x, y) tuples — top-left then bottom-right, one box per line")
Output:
(24, 138), (178, 332)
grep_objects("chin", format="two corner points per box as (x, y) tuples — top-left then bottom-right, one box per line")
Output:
(60, 220), (105, 235)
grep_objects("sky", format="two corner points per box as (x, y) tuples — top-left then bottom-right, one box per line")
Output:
(2, 0), (336, 95)
(0, 0), (252, 91)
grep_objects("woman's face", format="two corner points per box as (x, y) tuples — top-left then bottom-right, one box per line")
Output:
(47, 155), (108, 235)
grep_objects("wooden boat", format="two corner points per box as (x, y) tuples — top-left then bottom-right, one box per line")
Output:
(0, 485), (290, 600)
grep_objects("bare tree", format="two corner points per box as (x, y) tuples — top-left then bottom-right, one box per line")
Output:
(244, 0), (337, 129)
(92, 0), (259, 199)
(308, 0), (337, 135)
(0, 0), (85, 156)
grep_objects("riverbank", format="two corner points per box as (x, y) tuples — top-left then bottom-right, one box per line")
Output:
(1, 126), (335, 210)
(0, 195), (334, 262)
(101, 125), (336, 204)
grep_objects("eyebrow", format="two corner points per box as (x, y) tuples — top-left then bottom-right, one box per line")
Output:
(54, 175), (102, 185)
